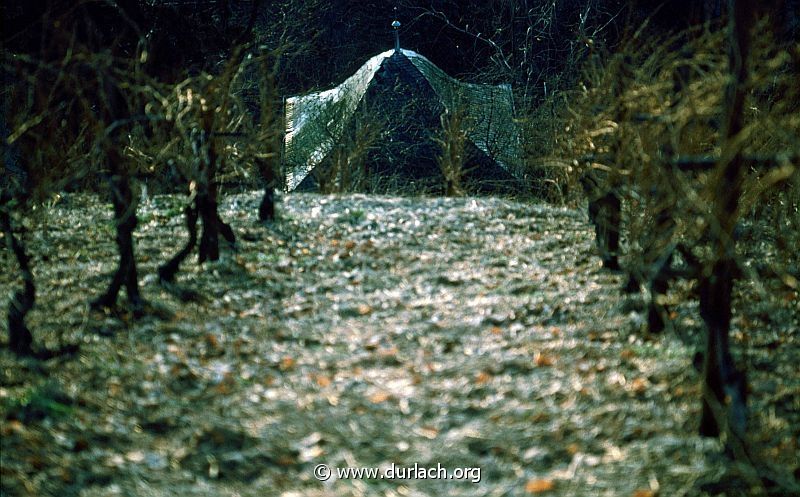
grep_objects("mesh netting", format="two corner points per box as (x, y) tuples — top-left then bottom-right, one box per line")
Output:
(283, 49), (521, 191)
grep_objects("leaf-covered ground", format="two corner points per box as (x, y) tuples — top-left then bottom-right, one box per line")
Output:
(1, 192), (798, 497)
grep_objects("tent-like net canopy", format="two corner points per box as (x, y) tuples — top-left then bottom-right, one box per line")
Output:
(283, 48), (522, 192)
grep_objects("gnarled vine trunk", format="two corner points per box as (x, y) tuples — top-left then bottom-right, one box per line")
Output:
(1, 204), (34, 355)
(698, 0), (752, 443)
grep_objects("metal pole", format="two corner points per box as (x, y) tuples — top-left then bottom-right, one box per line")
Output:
(392, 20), (401, 51)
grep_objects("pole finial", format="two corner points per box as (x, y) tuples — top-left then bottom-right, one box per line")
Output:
(392, 20), (401, 51)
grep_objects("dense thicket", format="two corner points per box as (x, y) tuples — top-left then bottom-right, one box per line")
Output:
(7, 1), (795, 118)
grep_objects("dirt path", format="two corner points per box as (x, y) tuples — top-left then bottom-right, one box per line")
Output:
(1, 192), (796, 496)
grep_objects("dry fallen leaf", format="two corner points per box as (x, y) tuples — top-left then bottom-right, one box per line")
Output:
(535, 352), (554, 367)
(631, 490), (656, 497)
(418, 426), (439, 439)
(475, 371), (492, 385)
(525, 478), (555, 493)
(315, 374), (332, 388)
(213, 375), (234, 394)
(630, 377), (648, 394)
(279, 356), (296, 371)
(2, 420), (25, 436)
(369, 391), (391, 404)
(204, 333), (219, 349)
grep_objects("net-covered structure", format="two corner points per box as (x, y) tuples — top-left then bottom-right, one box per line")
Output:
(283, 48), (523, 193)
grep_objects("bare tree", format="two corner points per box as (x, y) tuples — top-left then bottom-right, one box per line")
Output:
(1, 1), (148, 355)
